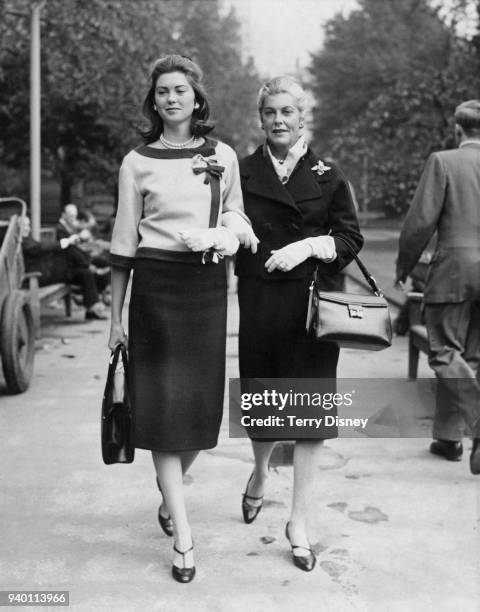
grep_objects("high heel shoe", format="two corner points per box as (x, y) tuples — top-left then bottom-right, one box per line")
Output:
(171, 543), (195, 583)
(285, 522), (316, 572)
(242, 471), (264, 524)
(156, 477), (173, 537)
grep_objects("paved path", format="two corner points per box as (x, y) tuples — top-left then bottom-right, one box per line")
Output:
(0, 266), (478, 612)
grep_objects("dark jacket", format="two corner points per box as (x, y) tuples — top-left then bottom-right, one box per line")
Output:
(235, 145), (363, 282)
(397, 142), (480, 303)
(22, 237), (90, 286)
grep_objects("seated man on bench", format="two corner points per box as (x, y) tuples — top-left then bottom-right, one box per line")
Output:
(21, 217), (108, 320)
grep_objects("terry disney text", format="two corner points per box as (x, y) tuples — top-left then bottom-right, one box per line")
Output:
(238, 389), (368, 431)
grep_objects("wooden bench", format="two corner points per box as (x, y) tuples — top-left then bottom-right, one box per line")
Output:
(27, 276), (73, 338)
(408, 291), (428, 379)
(38, 282), (72, 315)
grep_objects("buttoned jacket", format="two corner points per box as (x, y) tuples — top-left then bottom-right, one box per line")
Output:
(235, 145), (363, 281)
(397, 142), (480, 303)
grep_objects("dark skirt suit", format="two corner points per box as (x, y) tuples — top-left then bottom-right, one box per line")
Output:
(236, 146), (363, 439)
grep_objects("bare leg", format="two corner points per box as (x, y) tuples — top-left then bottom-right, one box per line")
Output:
(288, 440), (323, 556)
(153, 451), (194, 568)
(154, 450), (199, 519)
(245, 440), (275, 505)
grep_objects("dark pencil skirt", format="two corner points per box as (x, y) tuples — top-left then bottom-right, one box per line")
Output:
(128, 257), (227, 452)
(238, 275), (339, 440)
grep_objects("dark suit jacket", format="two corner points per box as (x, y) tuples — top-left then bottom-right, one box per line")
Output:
(22, 237), (91, 286)
(397, 142), (480, 303)
(56, 220), (75, 241)
(235, 145), (363, 281)
(22, 236), (70, 286)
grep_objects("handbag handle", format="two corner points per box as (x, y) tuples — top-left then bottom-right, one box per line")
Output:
(314, 235), (384, 297)
(104, 343), (128, 399)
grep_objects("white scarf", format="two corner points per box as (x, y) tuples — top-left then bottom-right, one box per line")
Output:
(267, 135), (308, 184)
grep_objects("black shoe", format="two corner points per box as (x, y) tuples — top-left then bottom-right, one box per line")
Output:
(470, 438), (480, 475)
(285, 522), (316, 572)
(156, 477), (173, 537)
(158, 507), (174, 537)
(171, 543), (195, 583)
(430, 439), (463, 461)
(242, 472), (264, 524)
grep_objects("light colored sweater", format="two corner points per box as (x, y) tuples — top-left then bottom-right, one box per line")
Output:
(110, 138), (249, 269)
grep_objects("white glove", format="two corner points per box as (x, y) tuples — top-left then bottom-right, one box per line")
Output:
(265, 236), (337, 273)
(265, 240), (312, 273)
(179, 227), (239, 256)
(304, 235), (337, 262)
(222, 212), (259, 253)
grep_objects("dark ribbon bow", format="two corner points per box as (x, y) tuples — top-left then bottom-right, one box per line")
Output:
(193, 159), (225, 184)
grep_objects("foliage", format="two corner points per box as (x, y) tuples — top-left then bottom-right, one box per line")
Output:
(308, 0), (480, 216)
(0, 0), (261, 207)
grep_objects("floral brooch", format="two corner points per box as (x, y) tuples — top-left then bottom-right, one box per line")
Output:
(311, 160), (331, 176)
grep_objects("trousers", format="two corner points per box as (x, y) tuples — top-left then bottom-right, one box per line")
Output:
(425, 301), (480, 441)
(70, 268), (100, 309)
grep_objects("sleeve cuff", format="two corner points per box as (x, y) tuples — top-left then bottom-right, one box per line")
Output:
(110, 253), (134, 270)
(221, 209), (252, 227)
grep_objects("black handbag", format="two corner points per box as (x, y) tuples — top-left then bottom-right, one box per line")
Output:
(101, 343), (134, 464)
(306, 237), (392, 351)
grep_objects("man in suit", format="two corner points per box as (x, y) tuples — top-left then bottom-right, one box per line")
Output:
(56, 203), (111, 301)
(396, 100), (480, 474)
(21, 217), (108, 320)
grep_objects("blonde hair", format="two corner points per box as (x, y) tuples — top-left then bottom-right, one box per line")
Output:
(257, 76), (306, 117)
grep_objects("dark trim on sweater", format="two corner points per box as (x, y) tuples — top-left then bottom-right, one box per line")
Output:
(134, 137), (217, 159)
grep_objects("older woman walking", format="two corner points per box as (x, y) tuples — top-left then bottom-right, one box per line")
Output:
(236, 76), (363, 571)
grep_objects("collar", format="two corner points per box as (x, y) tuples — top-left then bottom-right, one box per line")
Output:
(264, 136), (308, 184)
(135, 137), (217, 159)
(459, 139), (480, 148)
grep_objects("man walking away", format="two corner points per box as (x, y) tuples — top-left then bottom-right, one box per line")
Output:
(396, 100), (480, 475)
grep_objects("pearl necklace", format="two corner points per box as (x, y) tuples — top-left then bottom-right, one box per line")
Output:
(160, 133), (196, 149)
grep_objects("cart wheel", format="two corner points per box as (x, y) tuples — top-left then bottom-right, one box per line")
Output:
(1, 290), (35, 394)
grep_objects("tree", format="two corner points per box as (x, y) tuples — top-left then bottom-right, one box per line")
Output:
(0, 0), (261, 207)
(308, 0), (480, 215)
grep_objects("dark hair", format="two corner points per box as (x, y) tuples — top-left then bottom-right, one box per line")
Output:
(455, 100), (480, 136)
(140, 55), (215, 143)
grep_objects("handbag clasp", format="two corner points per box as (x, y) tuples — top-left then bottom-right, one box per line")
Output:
(348, 304), (363, 318)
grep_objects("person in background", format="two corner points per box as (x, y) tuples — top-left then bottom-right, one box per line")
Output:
(108, 54), (257, 583)
(56, 203), (110, 302)
(57, 203), (80, 237)
(21, 216), (108, 320)
(235, 76), (363, 572)
(56, 204), (108, 262)
(77, 208), (99, 237)
(396, 99), (480, 475)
